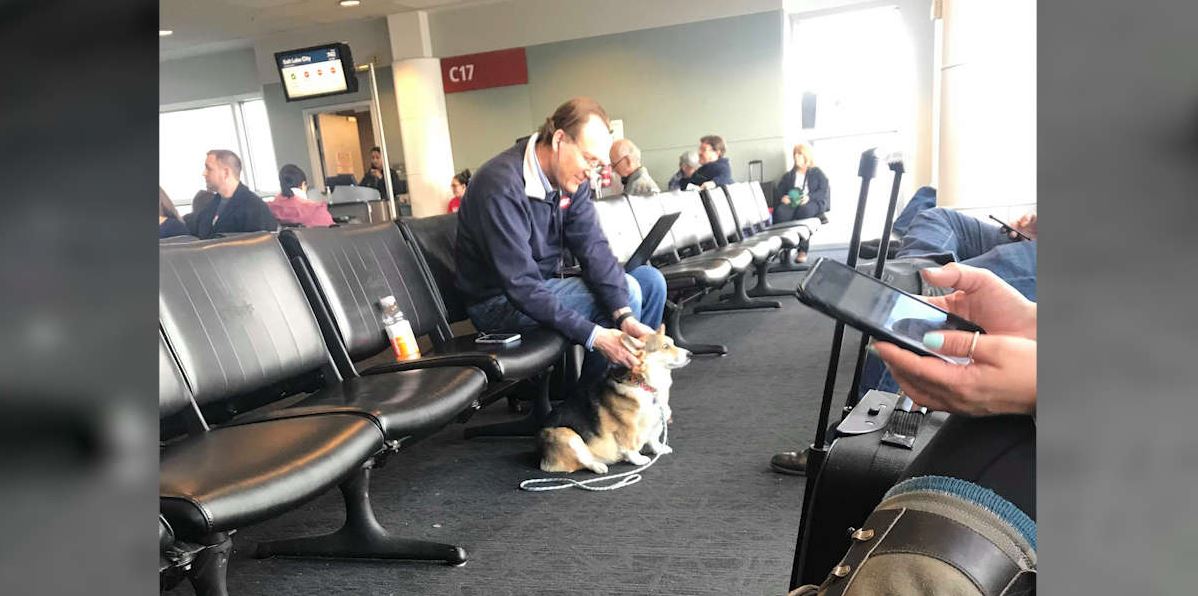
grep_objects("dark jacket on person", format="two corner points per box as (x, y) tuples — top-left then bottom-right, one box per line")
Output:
(359, 168), (406, 197)
(685, 156), (734, 187)
(159, 217), (189, 239)
(772, 166), (830, 221)
(455, 136), (628, 345)
(186, 183), (278, 239)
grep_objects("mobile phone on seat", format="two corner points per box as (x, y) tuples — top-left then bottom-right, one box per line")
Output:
(796, 258), (984, 364)
(475, 333), (522, 345)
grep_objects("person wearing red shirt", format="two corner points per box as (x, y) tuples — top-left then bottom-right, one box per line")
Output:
(268, 164), (333, 227)
(448, 169), (470, 213)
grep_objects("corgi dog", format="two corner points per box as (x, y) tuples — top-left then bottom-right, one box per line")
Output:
(539, 326), (692, 474)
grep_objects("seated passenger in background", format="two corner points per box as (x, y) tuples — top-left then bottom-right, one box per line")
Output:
(609, 138), (660, 195)
(448, 169), (470, 213)
(684, 134), (734, 189)
(666, 150), (700, 191)
(772, 142), (831, 262)
(268, 164), (333, 228)
(187, 149), (278, 239)
(159, 187), (188, 239)
(359, 146), (404, 198)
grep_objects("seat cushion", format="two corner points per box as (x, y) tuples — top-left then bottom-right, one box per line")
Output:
(160, 414), (382, 540)
(360, 327), (567, 382)
(659, 258), (732, 289)
(702, 245), (753, 271)
(755, 227), (803, 248)
(733, 237), (778, 264)
(267, 367), (487, 439)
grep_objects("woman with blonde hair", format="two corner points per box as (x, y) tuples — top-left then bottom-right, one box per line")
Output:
(772, 142), (830, 262)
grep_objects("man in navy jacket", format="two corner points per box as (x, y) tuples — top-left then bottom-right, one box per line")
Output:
(188, 149), (278, 239)
(683, 134), (734, 188)
(455, 97), (666, 389)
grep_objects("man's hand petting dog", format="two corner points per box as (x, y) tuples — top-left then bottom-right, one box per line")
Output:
(620, 316), (655, 340)
(593, 328), (643, 369)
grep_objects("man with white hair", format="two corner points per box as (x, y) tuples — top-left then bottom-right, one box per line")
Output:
(667, 150), (699, 191)
(609, 138), (660, 196)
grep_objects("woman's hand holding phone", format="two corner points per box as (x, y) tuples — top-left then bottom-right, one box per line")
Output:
(872, 263), (1037, 416)
(872, 333), (1036, 416)
(919, 264), (1036, 340)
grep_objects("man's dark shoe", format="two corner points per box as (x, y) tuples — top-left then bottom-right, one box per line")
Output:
(770, 450), (808, 476)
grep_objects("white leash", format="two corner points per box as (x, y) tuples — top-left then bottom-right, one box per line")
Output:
(519, 407), (669, 492)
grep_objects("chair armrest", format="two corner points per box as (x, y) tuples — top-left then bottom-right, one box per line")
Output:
(360, 353), (503, 382)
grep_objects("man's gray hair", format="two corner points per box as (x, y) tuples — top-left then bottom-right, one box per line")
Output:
(679, 150), (699, 169)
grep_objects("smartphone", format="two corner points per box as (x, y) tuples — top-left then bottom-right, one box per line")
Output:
(797, 258), (985, 363)
(475, 333), (522, 345)
(988, 215), (1032, 241)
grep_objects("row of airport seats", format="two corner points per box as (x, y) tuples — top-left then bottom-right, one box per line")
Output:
(592, 181), (823, 355)
(157, 182), (819, 593)
(158, 224), (571, 594)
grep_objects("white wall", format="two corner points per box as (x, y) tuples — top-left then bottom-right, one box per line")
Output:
(439, 11), (788, 187)
(427, 0), (781, 57)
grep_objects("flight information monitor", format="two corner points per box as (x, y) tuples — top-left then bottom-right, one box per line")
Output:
(275, 43), (358, 102)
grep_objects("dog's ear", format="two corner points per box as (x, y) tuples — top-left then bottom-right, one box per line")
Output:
(657, 324), (666, 336)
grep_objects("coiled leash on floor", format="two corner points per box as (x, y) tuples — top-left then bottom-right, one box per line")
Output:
(519, 406), (669, 492)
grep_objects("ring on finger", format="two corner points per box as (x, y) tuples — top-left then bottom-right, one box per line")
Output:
(967, 331), (980, 362)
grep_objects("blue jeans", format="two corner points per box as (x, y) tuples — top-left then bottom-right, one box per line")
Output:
(891, 186), (938, 236)
(466, 265), (667, 399)
(860, 208), (1037, 399)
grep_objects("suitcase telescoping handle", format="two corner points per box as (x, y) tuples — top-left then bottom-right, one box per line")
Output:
(790, 148), (878, 590)
(845, 154), (906, 409)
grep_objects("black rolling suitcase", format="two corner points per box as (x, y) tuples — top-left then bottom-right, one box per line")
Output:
(788, 149), (950, 589)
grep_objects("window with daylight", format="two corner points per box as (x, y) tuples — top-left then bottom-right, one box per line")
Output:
(159, 98), (279, 215)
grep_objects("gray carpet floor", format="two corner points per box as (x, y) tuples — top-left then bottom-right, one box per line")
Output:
(168, 252), (869, 596)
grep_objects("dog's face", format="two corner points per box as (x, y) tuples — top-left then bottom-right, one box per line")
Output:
(636, 325), (692, 371)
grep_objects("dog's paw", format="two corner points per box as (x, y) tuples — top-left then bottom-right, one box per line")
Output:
(625, 451), (652, 466)
(588, 462), (609, 474)
(650, 443), (673, 455)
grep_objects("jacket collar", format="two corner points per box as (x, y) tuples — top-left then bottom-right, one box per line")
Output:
(522, 132), (555, 201)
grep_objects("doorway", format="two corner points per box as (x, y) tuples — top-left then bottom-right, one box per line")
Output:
(303, 101), (380, 193)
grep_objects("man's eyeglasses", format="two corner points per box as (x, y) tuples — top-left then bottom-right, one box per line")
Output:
(560, 132), (606, 172)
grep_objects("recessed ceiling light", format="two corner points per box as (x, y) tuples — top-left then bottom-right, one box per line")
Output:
(338, 0), (361, 7)
(159, 29), (173, 37)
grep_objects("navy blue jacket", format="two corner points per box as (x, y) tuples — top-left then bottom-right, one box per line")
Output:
(685, 156), (733, 187)
(455, 138), (628, 345)
(187, 183), (278, 239)
(773, 166), (831, 219)
(159, 217), (189, 239)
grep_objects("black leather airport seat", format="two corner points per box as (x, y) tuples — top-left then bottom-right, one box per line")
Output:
(689, 186), (783, 312)
(278, 221), (568, 438)
(594, 195), (734, 291)
(748, 181), (827, 273)
(726, 182), (802, 247)
(672, 189), (754, 272)
(723, 182), (806, 296)
(593, 193), (736, 355)
(158, 334), (382, 595)
(160, 232), (484, 573)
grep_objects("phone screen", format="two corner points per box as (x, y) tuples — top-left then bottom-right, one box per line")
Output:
(475, 333), (521, 344)
(801, 259), (979, 359)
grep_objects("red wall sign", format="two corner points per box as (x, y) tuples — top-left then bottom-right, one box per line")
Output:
(441, 47), (528, 94)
